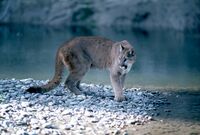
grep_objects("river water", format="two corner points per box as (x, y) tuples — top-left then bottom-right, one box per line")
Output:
(0, 24), (200, 90)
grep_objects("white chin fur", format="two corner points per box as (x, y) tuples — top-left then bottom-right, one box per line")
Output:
(120, 63), (132, 74)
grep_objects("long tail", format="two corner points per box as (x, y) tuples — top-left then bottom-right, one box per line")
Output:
(26, 50), (64, 93)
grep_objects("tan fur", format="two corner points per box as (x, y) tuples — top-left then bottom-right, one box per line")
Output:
(26, 36), (136, 102)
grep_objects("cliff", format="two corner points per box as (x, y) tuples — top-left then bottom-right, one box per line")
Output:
(0, 0), (200, 31)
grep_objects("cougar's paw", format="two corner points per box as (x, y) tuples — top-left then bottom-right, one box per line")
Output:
(114, 96), (126, 102)
(74, 90), (83, 95)
(70, 88), (83, 95)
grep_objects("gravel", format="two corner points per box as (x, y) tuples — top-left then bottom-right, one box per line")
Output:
(0, 78), (168, 135)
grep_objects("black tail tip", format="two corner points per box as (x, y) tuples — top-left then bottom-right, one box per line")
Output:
(26, 87), (43, 93)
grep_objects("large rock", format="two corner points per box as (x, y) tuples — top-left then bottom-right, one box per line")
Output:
(0, 0), (199, 31)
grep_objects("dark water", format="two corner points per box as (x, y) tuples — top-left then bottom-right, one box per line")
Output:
(0, 24), (200, 89)
(150, 91), (200, 122)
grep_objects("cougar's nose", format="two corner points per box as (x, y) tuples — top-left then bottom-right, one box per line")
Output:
(132, 51), (136, 57)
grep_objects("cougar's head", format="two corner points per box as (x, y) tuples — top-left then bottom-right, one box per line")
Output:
(117, 40), (136, 72)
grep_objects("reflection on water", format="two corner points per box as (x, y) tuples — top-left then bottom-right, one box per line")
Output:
(0, 24), (200, 89)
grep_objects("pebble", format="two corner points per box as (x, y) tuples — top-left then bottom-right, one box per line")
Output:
(0, 79), (166, 135)
(77, 95), (86, 100)
(21, 101), (30, 107)
(16, 85), (22, 89)
(90, 117), (99, 123)
(40, 129), (51, 135)
(123, 131), (129, 135)
(44, 123), (58, 129)
(63, 111), (73, 116)
(114, 129), (121, 135)
(164, 109), (171, 112)
(59, 124), (71, 130)
(30, 118), (38, 124)
(85, 111), (94, 117)
(16, 130), (29, 135)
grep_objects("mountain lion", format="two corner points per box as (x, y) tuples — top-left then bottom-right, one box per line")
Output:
(26, 36), (136, 102)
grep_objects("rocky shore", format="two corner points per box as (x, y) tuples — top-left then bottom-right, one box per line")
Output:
(0, 78), (169, 135)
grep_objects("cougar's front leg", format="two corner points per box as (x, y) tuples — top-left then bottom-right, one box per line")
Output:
(110, 73), (125, 102)
(120, 74), (126, 89)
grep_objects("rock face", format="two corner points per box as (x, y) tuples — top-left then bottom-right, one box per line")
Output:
(0, 0), (200, 31)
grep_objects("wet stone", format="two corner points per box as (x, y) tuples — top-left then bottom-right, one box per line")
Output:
(123, 131), (129, 135)
(16, 130), (29, 135)
(114, 129), (121, 135)
(21, 102), (30, 107)
(90, 117), (99, 123)
(59, 124), (71, 130)
(44, 123), (58, 129)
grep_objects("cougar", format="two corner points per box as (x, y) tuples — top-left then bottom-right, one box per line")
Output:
(26, 36), (136, 102)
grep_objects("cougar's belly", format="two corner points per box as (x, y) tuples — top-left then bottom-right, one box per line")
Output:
(90, 57), (110, 69)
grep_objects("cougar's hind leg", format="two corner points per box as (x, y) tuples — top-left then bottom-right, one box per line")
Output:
(63, 50), (91, 95)
(65, 74), (82, 95)
(65, 67), (88, 95)
(76, 81), (81, 90)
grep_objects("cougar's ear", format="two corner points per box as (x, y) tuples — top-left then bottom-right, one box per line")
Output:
(120, 44), (125, 52)
(120, 40), (129, 52)
(121, 40), (128, 44)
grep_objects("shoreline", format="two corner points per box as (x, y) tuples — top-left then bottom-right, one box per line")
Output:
(1, 78), (200, 92)
(0, 79), (200, 134)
